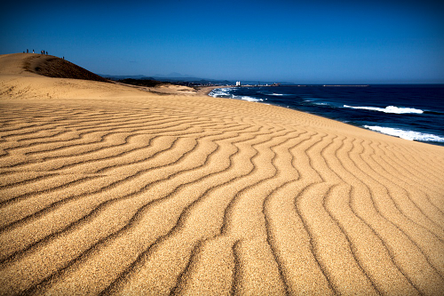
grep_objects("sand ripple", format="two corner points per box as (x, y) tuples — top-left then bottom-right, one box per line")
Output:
(1, 82), (444, 295)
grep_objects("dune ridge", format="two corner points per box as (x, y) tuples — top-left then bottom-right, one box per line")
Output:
(1, 53), (444, 295)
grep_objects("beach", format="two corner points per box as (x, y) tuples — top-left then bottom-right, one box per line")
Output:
(1, 53), (444, 295)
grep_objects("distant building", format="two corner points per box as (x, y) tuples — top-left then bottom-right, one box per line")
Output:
(235, 81), (241, 86)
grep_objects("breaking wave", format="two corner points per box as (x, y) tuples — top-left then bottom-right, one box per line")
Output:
(209, 88), (263, 102)
(344, 105), (424, 114)
(209, 88), (231, 98)
(232, 95), (263, 102)
(364, 125), (444, 142)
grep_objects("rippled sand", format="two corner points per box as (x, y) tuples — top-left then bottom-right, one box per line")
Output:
(1, 53), (444, 295)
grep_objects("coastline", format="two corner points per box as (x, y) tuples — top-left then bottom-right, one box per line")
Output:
(1, 53), (444, 295)
(208, 85), (444, 147)
(195, 85), (230, 96)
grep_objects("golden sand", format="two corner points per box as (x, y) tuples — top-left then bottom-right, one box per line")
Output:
(1, 53), (444, 295)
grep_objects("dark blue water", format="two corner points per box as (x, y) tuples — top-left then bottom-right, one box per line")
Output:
(209, 85), (444, 146)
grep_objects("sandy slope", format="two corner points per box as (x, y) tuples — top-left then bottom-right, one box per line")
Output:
(1, 53), (444, 295)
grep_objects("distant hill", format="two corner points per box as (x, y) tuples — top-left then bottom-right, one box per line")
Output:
(117, 78), (165, 87)
(102, 74), (233, 86)
(101, 73), (292, 86)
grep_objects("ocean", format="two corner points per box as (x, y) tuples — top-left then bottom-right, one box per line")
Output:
(209, 85), (444, 147)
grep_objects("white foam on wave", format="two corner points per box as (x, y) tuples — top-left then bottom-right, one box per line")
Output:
(258, 91), (287, 96)
(208, 88), (263, 102)
(209, 88), (231, 98)
(344, 105), (423, 114)
(364, 125), (444, 142)
(233, 95), (263, 102)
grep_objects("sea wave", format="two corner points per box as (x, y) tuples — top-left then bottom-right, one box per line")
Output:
(209, 88), (231, 98)
(209, 88), (263, 102)
(258, 91), (289, 96)
(269, 93), (292, 96)
(364, 125), (444, 142)
(344, 105), (424, 114)
(233, 95), (263, 102)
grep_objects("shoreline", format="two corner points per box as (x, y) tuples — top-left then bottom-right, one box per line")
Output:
(207, 85), (444, 147)
(195, 85), (231, 96)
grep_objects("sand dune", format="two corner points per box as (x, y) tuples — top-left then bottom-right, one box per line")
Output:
(1, 53), (444, 295)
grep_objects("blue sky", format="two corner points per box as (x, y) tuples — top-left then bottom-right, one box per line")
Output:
(1, 0), (443, 83)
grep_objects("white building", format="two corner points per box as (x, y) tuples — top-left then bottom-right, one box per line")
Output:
(235, 81), (241, 86)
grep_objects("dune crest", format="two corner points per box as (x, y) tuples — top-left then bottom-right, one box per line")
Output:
(23, 54), (109, 83)
(1, 53), (444, 295)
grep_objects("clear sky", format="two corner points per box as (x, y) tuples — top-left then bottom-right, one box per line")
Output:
(1, 0), (443, 84)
